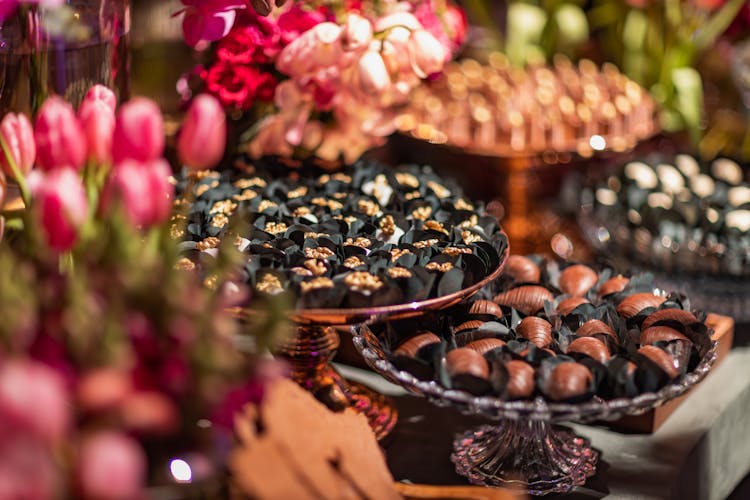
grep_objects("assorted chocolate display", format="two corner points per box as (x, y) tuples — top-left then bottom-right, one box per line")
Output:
(396, 55), (657, 157)
(582, 154), (750, 277)
(174, 158), (508, 309)
(379, 256), (714, 402)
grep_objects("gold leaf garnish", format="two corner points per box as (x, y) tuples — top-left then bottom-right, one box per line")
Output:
(196, 237), (221, 251)
(234, 177), (267, 189)
(413, 239), (439, 249)
(390, 248), (412, 261)
(332, 173), (352, 183)
(379, 215), (396, 236)
(203, 274), (219, 290)
(194, 170), (220, 180)
(303, 232), (328, 240)
(344, 237), (372, 249)
(424, 220), (448, 234)
(257, 274), (284, 295)
(304, 247), (335, 259)
(303, 259), (327, 276)
(287, 186), (308, 199)
(264, 222), (288, 235)
(233, 189), (258, 201)
(455, 198), (474, 210)
(427, 181), (450, 199)
(211, 213), (229, 228)
(210, 200), (238, 215)
(291, 267), (314, 277)
(293, 206), (312, 217)
(357, 199), (380, 217)
(411, 206), (432, 220)
(174, 257), (196, 271)
(425, 262), (454, 273)
(343, 256), (365, 268)
(443, 247), (473, 256)
(387, 267), (412, 279)
(344, 272), (383, 293)
(300, 277), (334, 293)
(257, 200), (278, 212)
(461, 230), (482, 244)
(459, 215), (479, 229)
(395, 172), (420, 188)
(405, 191), (421, 200)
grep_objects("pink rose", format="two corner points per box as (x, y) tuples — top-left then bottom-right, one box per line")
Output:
(0, 112), (35, 178)
(0, 359), (70, 442)
(27, 167), (88, 252)
(112, 98), (165, 164)
(77, 432), (146, 500)
(34, 96), (87, 172)
(178, 94), (227, 170)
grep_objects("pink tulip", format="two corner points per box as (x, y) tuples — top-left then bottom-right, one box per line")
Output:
(27, 167), (88, 252)
(341, 13), (373, 52)
(102, 159), (174, 228)
(77, 432), (146, 500)
(78, 100), (115, 165)
(0, 435), (59, 500)
(358, 51), (391, 95)
(0, 112), (35, 178)
(112, 98), (165, 164)
(407, 29), (446, 78)
(177, 94), (227, 170)
(34, 97), (87, 172)
(0, 359), (70, 442)
(82, 84), (117, 114)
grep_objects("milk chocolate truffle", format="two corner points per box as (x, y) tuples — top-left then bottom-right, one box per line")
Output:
(576, 319), (617, 341)
(505, 360), (535, 399)
(557, 297), (590, 315)
(516, 317), (553, 349)
(639, 326), (691, 345)
(598, 275), (630, 296)
(505, 255), (541, 283)
(616, 293), (666, 318)
(545, 362), (593, 401)
(446, 348), (490, 379)
(394, 332), (441, 358)
(559, 264), (598, 297)
(494, 286), (554, 315)
(641, 308), (697, 330)
(567, 337), (611, 363)
(469, 300), (504, 318)
(466, 338), (506, 355)
(638, 345), (679, 378)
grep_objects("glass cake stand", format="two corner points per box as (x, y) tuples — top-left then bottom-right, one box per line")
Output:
(233, 233), (510, 441)
(351, 322), (718, 494)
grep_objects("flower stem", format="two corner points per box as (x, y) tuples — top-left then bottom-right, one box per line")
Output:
(0, 135), (30, 207)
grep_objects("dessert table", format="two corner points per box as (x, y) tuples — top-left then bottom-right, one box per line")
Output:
(337, 325), (750, 499)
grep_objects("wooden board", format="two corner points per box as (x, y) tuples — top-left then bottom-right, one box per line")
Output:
(606, 313), (734, 433)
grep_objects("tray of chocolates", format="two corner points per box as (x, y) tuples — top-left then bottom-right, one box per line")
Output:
(580, 154), (750, 277)
(396, 55), (657, 158)
(174, 158), (509, 324)
(353, 256), (717, 423)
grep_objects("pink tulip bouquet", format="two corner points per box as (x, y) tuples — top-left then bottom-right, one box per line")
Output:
(177, 0), (467, 163)
(0, 87), (290, 497)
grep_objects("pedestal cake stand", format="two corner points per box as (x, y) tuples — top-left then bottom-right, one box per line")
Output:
(233, 234), (510, 441)
(351, 320), (718, 494)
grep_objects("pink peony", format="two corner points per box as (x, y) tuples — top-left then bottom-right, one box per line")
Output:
(0, 112), (35, 178)
(34, 96), (87, 172)
(77, 432), (146, 500)
(178, 94), (227, 170)
(27, 167), (88, 252)
(0, 359), (70, 442)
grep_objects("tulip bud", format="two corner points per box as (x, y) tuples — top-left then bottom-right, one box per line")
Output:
(342, 13), (373, 52)
(112, 98), (165, 164)
(408, 29), (446, 78)
(102, 159), (174, 228)
(82, 84), (117, 114)
(0, 359), (71, 442)
(27, 167), (88, 252)
(0, 112), (35, 178)
(177, 94), (226, 171)
(34, 97), (87, 172)
(78, 432), (146, 500)
(78, 100), (115, 165)
(358, 51), (391, 95)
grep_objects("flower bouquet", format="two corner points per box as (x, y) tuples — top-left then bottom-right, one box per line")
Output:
(176, 0), (467, 163)
(0, 87), (291, 497)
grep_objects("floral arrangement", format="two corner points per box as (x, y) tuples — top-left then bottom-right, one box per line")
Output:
(177, 0), (467, 163)
(0, 87), (289, 497)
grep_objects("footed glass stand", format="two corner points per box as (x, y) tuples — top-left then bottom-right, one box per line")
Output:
(352, 323), (717, 495)
(452, 420), (597, 495)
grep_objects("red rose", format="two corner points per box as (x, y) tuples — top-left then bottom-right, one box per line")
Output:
(205, 62), (277, 110)
(216, 14), (280, 64)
